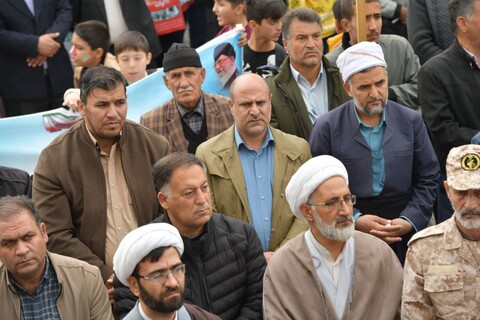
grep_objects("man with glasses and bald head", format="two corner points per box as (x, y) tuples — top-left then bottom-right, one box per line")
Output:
(263, 155), (403, 320)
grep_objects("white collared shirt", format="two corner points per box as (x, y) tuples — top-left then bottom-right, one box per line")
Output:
(290, 64), (329, 123)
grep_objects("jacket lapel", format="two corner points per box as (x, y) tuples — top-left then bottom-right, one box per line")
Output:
(204, 94), (221, 138)
(270, 128), (296, 217)
(7, 0), (34, 19)
(212, 128), (251, 222)
(165, 102), (188, 152)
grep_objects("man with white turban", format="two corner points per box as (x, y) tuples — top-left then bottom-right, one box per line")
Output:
(310, 41), (440, 265)
(113, 223), (220, 320)
(263, 155), (404, 320)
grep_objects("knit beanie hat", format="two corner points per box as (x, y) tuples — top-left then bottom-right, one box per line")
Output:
(163, 43), (202, 72)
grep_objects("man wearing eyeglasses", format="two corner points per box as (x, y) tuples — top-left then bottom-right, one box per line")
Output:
(309, 41), (439, 265)
(113, 223), (220, 320)
(114, 152), (266, 319)
(263, 155), (403, 319)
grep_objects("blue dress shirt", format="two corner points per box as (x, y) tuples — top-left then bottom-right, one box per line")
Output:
(235, 127), (274, 251)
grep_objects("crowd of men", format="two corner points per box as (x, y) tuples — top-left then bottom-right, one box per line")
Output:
(1, 0), (480, 319)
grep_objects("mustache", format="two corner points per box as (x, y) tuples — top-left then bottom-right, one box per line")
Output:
(367, 98), (383, 104)
(335, 216), (354, 224)
(459, 209), (480, 217)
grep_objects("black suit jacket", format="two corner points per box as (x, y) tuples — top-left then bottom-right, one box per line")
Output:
(71, 0), (162, 58)
(0, 0), (73, 100)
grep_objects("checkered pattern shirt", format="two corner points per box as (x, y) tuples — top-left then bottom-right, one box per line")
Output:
(177, 97), (205, 134)
(10, 255), (60, 320)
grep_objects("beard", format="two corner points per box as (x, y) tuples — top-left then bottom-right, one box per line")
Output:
(138, 281), (184, 314)
(312, 207), (355, 241)
(355, 96), (386, 116)
(217, 62), (237, 85)
(454, 208), (480, 229)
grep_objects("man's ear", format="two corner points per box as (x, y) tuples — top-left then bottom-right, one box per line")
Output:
(283, 38), (289, 54)
(456, 16), (468, 33)
(343, 82), (353, 97)
(163, 74), (170, 89)
(158, 192), (169, 210)
(78, 99), (87, 116)
(40, 223), (48, 243)
(127, 276), (140, 298)
(299, 204), (314, 222)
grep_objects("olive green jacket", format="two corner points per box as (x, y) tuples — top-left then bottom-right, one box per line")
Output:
(196, 126), (311, 251)
(266, 56), (349, 141)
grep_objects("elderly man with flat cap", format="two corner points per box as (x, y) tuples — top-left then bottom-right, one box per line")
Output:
(141, 43), (233, 154)
(113, 223), (220, 320)
(310, 41), (440, 265)
(263, 155), (403, 319)
(402, 144), (480, 319)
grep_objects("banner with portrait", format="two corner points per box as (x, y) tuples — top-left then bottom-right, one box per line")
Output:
(0, 27), (243, 173)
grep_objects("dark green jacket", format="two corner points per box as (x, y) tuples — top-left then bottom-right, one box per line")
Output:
(266, 57), (349, 140)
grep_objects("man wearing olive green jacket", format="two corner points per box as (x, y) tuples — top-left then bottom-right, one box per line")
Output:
(196, 73), (310, 262)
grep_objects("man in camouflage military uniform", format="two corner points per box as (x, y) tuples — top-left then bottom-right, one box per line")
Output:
(402, 144), (480, 319)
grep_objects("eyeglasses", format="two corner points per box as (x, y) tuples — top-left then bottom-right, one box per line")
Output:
(214, 56), (231, 67)
(136, 264), (186, 283)
(308, 195), (356, 211)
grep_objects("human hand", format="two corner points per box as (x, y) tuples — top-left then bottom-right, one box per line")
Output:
(26, 54), (47, 67)
(105, 273), (115, 305)
(356, 214), (403, 244)
(38, 32), (61, 57)
(264, 251), (274, 263)
(62, 89), (81, 112)
(237, 31), (247, 47)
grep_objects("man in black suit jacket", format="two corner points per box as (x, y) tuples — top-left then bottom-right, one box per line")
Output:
(0, 0), (74, 117)
(71, 0), (162, 64)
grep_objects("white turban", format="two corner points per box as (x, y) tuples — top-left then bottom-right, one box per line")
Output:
(113, 223), (184, 286)
(286, 155), (349, 219)
(337, 41), (387, 82)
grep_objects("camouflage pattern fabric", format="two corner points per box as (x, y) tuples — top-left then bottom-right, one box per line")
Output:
(402, 217), (480, 319)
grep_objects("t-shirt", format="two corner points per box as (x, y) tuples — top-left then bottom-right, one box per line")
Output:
(243, 43), (287, 79)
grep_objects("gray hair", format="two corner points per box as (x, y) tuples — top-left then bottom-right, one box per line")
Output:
(449, 0), (477, 34)
(0, 195), (41, 229)
(152, 153), (206, 197)
(282, 8), (321, 40)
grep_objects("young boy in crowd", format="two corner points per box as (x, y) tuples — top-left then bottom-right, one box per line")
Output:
(213, 0), (251, 38)
(243, 0), (287, 78)
(114, 31), (152, 85)
(63, 22), (120, 111)
(69, 20), (113, 88)
(327, 0), (344, 52)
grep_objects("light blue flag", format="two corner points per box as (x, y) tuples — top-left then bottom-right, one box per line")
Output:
(0, 28), (242, 173)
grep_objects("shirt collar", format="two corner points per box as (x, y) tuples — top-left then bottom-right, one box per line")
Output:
(85, 123), (122, 149)
(176, 93), (205, 118)
(462, 47), (480, 68)
(234, 126), (274, 150)
(9, 254), (52, 293)
(289, 63), (324, 85)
